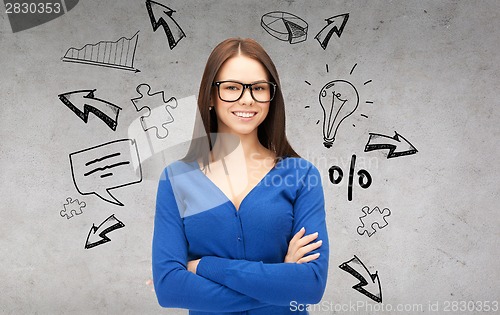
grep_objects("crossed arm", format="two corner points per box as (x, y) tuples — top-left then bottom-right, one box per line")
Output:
(187, 227), (322, 271)
(152, 166), (329, 312)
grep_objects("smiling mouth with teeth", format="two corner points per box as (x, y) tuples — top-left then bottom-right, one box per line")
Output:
(233, 111), (257, 118)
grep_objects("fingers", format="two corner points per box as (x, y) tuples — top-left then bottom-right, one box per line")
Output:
(287, 228), (306, 254)
(293, 231), (319, 250)
(290, 227), (306, 244)
(297, 253), (320, 264)
(296, 239), (322, 258)
(145, 279), (155, 292)
(288, 232), (318, 257)
(285, 228), (323, 264)
(289, 229), (318, 248)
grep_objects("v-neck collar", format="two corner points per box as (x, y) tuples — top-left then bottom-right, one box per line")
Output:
(189, 158), (284, 212)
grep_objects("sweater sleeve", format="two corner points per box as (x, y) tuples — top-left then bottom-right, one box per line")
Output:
(152, 168), (268, 312)
(196, 164), (329, 306)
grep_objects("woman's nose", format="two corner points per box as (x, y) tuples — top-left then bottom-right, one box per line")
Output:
(239, 87), (254, 105)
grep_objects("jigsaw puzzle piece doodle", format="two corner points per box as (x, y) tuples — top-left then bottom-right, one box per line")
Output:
(357, 206), (391, 237)
(60, 197), (86, 219)
(131, 83), (178, 139)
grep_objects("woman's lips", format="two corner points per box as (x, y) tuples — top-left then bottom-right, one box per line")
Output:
(232, 111), (257, 119)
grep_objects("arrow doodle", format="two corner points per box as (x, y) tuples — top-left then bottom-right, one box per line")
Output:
(315, 13), (350, 50)
(58, 89), (121, 131)
(339, 255), (382, 303)
(85, 214), (125, 249)
(146, 0), (186, 49)
(364, 131), (418, 158)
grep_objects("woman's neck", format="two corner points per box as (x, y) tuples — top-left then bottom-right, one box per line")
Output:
(211, 132), (269, 163)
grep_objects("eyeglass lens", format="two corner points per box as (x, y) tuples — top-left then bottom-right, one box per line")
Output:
(218, 81), (274, 102)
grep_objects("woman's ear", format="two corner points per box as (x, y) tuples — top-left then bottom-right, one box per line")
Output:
(209, 97), (215, 111)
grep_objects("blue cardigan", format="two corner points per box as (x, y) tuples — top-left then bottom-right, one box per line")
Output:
(152, 157), (329, 314)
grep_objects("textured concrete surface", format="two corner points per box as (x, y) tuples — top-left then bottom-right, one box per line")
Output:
(0, 0), (499, 314)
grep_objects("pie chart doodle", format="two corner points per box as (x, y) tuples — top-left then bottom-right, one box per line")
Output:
(261, 11), (308, 44)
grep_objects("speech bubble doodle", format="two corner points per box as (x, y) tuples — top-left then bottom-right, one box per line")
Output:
(69, 139), (142, 206)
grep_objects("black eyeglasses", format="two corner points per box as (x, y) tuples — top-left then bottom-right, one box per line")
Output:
(212, 80), (277, 103)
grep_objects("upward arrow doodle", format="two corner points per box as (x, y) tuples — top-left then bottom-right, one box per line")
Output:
(315, 13), (349, 50)
(58, 89), (121, 131)
(146, 0), (186, 49)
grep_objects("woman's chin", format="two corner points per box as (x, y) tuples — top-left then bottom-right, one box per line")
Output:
(224, 126), (258, 137)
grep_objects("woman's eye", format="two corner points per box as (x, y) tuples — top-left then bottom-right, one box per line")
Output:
(226, 85), (240, 91)
(253, 84), (268, 91)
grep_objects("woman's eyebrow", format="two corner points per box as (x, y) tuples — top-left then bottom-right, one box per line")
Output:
(218, 79), (269, 84)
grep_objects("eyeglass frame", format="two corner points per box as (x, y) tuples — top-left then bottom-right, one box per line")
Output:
(212, 80), (277, 103)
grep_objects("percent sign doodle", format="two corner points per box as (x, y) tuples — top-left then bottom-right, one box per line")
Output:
(329, 154), (372, 201)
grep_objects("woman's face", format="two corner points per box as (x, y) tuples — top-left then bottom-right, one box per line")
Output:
(212, 55), (270, 137)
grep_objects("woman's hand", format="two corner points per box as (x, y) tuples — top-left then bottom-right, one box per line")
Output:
(187, 228), (321, 271)
(284, 227), (322, 264)
(187, 259), (201, 274)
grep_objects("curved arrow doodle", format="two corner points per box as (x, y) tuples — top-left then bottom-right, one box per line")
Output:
(364, 131), (418, 158)
(58, 89), (121, 131)
(339, 255), (382, 303)
(85, 214), (125, 249)
(146, 0), (186, 49)
(315, 13), (349, 50)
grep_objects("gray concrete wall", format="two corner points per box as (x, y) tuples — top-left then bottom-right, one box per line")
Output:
(1, 0), (499, 314)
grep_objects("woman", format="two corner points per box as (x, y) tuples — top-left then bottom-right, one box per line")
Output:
(152, 38), (329, 314)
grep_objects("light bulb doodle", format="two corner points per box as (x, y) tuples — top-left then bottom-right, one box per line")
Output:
(329, 154), (372, 201)
(304, 63), (373, 146)
(319, 80), (359, 148)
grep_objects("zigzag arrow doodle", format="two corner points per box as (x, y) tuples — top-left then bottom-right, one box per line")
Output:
(339, 255), (382, 303)
(364, 131), (418, 159)
(146, 0), (186, 49)
(85, 214), (125, 249)
(58, 89), (121, 131)
(315, 13), (349, 49)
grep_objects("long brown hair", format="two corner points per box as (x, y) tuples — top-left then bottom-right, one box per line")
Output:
(182, 37), (299, 167)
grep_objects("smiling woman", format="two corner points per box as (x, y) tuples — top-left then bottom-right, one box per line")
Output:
(152, 38), (330, 315)
(210, 54), (272, 144)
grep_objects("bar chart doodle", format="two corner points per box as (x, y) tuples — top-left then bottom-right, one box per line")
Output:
(62, 31), (140, 72)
